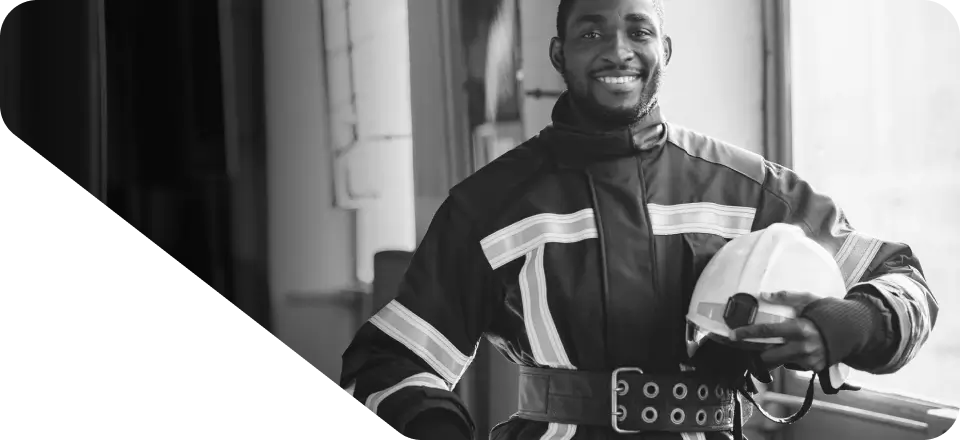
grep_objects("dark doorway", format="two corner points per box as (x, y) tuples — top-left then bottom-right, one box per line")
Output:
(0, 0), (272, 331)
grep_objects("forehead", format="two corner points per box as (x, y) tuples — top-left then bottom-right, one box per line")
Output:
(566, 0), (660, 28)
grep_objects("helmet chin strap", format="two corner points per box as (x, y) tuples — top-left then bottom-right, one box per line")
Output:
(732, 355), (862, 439)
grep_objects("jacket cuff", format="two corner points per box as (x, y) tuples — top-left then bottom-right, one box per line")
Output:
(404, 409), (472, 440)
(801, 293), (885, 367)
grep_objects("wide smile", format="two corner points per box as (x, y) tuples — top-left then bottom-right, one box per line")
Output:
(594, 75), (642, 93)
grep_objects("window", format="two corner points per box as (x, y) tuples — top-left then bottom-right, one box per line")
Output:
(789, 0), (960, 405)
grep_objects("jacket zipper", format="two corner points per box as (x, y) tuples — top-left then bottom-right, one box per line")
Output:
(584, 171), (612, 367)
(632, 134), (661, 301)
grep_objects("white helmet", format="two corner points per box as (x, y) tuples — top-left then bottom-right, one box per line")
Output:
(685, 223), (851, 388)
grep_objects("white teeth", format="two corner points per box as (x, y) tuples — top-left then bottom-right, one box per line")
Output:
(598, 76), (639, 85)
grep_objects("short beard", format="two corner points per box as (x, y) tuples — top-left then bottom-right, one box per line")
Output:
(562, 66), (665, 131)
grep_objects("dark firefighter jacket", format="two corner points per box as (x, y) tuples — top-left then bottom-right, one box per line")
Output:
(340, 95), (938, 440)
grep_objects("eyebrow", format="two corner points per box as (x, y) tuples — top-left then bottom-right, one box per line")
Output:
(572, 12), (657, 27)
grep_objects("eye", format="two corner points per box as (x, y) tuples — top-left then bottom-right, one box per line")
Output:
(632, 29), (654, 39)
(581, 31), (601, 40)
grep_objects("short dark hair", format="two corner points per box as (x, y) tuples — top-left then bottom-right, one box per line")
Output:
(556, 0), (665, 41)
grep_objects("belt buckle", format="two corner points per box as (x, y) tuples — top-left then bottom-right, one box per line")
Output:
(611, 367), (644, 434)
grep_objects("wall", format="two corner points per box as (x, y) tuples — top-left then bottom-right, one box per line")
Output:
(263, 0), (419, 382)
(323, 0), (417, 283)
(262, 0), (357, 380)
(408, 0), (473, 241)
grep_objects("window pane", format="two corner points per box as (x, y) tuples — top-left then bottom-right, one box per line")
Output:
(790, 0), (960, 405)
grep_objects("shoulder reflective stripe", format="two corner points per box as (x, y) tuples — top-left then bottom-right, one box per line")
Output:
(344, 380), (356, 397)
(647, 203), (756, 239)
(540, 423), (577, 440)
(521, 245), (574, 369)
(369, 300), (472, 385)
(481, 209), (597, 269)
(834, 232), (883, 289)
(364, 373), (449, 413)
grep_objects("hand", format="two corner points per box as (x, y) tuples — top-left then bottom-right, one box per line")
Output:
(729, 291), (828, 372)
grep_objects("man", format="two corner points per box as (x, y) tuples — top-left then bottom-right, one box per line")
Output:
(340, 0), (938, 439)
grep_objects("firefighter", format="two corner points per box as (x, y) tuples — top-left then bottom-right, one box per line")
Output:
(340, 0), (939, 438)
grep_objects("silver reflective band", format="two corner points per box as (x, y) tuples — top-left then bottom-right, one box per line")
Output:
(370, 300), (472, 385)
(365, 372), (448, 413)
(647, 203), (756, 239)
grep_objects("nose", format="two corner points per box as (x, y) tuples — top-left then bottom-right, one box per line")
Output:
(601, 31), (635, 64)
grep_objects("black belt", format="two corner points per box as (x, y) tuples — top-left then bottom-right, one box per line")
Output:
(517, 366), (739, 434)
(517, 365), (827, 438)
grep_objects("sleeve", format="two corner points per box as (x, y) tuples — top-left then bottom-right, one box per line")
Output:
(752, 161), (939, 375)
(339, 198), (501, 439)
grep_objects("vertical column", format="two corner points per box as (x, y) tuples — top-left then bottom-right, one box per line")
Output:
(263, 0), (418, 378)
(262, 0), (355, 354)
(323, 0), (417, 284)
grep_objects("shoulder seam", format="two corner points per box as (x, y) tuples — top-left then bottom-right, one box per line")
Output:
(664, 140), (810, 233)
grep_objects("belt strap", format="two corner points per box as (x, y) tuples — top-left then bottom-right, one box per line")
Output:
(517, 366), (738, 433)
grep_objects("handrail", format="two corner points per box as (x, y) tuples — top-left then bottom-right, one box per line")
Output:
(761, 391), (929, 432)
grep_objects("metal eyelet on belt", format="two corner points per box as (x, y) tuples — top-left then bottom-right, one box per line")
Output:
(697, 384), (709, 400)
(695, 409), (707, 426)
(641, 407), (658, 423)
(616, 405), (628, 422)
(714, 409), (725, 424)
(616, 379), (629, 396)
(673, 383), (688, 400)
(715, 384), (724, 399)
(670, 408), (685, 425)
(643, 382), (659, 398)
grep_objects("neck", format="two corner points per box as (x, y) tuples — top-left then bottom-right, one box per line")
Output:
(562, 95), (663, 135)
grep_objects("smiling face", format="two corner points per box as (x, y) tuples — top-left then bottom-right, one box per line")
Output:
(551, 0), (672, 129)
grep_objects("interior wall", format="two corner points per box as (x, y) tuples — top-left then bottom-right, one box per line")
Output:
(323, 0), (418, 284)
(262, 0), (357, 380)
(263, 0), (420, 382)
(408, 0), (472, 241)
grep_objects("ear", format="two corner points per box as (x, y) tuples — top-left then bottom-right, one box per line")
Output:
(663, 35), (673, 66)
(549, 36), (565, 75)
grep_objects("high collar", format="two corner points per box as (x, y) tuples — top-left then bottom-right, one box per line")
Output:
(537, 92), (668, 165)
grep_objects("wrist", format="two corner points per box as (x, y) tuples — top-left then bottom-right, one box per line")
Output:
(801, 294), (883, 366)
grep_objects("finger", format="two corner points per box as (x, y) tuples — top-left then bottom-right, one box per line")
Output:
(759, 342), (810, 368)
(759, 340), (826, 371)
(760, 291), (819, 309)
(730, 321), (805, 341)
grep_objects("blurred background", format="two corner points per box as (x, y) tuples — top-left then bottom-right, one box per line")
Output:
(0, 0), (957, 438)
